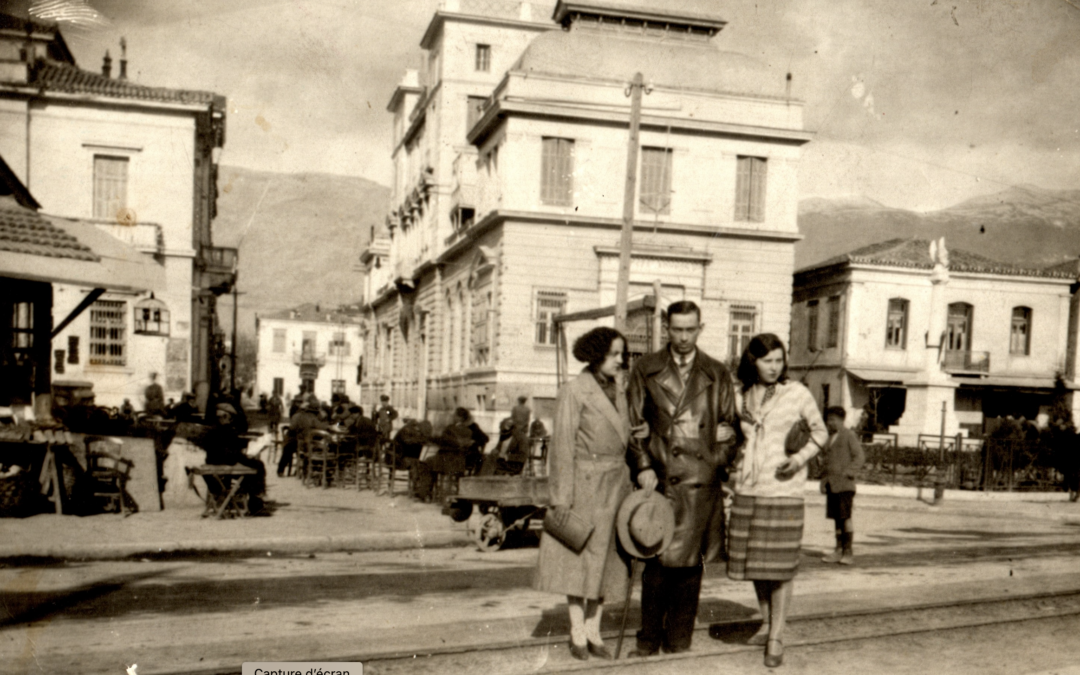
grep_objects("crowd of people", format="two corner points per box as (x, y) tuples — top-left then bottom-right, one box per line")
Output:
(533, 300), (863, 668)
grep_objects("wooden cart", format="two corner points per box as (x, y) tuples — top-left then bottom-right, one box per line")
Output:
(446, 475), (550, 552)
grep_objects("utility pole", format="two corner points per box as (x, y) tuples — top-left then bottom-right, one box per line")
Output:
(615, 72), (646, 334)
(230, 284), (240, 392)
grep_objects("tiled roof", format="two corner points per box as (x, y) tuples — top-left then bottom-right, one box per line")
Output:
(26, 61), (223, 108)
(797, 238), (1075, 280)
(0, 199), (99, 262)
(1042, 258), (1080, 277)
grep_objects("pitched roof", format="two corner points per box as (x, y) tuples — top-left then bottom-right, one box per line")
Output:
(797, 238), (1075, 280)
(25, 60), (224, 108)
(0, 198), (98, 262)
(1042, 258), (1080, 277)
(261, 303), (364, 324)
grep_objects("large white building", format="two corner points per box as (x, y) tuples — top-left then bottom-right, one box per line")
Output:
(789, 238), (1077, 445)
(255, 304), (364, 406)
(361, 0), (811, 431)
(0, 13), (230, 410)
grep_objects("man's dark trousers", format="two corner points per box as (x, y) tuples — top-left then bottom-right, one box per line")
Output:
(637, 558), (704, 653)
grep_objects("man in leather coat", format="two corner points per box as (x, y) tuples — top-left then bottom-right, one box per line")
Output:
(627, 300), (739, 655)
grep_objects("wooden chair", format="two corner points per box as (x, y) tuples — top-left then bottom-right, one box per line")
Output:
(84, 437), (135, 515)
(304, 430), (338, 488)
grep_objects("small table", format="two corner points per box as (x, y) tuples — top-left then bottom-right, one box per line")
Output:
(191, 464), (257, 519)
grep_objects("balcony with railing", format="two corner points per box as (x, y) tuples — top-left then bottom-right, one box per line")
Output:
(943, 350), (990, 374)
(293, 350), (327, 366)
(198, 245), (238, 293)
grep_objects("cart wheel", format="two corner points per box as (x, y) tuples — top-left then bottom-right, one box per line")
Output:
(468, 512), (506, 552)
(447, 499), (472, 523)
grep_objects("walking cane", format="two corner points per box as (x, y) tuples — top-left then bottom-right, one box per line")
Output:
(616, 558), (639, 659)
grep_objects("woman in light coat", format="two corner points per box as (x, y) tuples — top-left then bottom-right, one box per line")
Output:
(728, 333), (827, 668)
(534, 326), (646, 661)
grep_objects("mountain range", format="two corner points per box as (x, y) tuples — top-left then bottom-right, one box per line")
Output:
(211, 166), (389, 336)
(796, 185), (1080, 271)
(207, 165), (1080, 336)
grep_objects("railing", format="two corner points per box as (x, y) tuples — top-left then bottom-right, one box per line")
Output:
(293, 351), (327, 366)
(943, 350), (990, 374)
(198, 244), (238, 293)
(93, 221), (162, 253)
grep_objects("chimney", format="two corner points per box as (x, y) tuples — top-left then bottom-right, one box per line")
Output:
(118, 37), (128, 80)
(102, 50), (112, 78)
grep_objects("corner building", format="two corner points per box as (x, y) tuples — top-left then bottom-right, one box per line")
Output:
(362, 0), (811, 431)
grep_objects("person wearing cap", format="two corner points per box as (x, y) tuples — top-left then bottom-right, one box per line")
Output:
(375, 395), (398, 447)
(730, 333), (827, 667)
(533, 326), (649, 661)
(820, 406), (864, 566)
(626, 300), (739, 657)
(199, 401), (266, 511)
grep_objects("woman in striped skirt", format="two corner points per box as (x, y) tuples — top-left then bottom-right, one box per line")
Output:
(728, 333), (827, 668)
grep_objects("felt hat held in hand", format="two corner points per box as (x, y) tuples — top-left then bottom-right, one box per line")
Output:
(617, 489), (675, 559)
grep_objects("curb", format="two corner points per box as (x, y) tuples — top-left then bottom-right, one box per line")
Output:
(0, 528), (473, 561)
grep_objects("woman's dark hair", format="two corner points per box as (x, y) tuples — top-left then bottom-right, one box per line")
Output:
(737, 333), (789, 390)
(454, 407), (471, 423)
(572, 326), (629, 371)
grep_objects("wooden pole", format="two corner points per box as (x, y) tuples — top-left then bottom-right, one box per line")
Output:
(615, 73), (644, 334)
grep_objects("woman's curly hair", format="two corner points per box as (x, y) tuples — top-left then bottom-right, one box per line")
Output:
(572, 326), (629, 371)
(737, 332), (789, 390)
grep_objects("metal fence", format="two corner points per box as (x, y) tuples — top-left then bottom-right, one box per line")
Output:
(848, 434), (1067, 492)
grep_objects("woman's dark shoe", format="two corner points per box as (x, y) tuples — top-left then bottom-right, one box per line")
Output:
(569, 640), (589, 661)
(765, 638), (784, 668)
(587, 641), (613, 660)
(627, 647), (658, 658)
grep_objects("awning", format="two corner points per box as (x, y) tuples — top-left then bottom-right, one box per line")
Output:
(954, 376), (1058, 390)
(846, 368), (918, 385)
(0, 203), (165, 293)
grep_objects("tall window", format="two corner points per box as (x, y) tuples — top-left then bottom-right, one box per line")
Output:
(329, 331), (350, 357)
(541, 137), (574, 206)
(466, 95), (486, 132)
(826, 295), (841, 348)
(93, 155), (128, 220)
(272, 328), (286, 353)
(728, 304), (757, 360)
(1010, 307), (1032, 355)
(807, 300), (819, 351)
(331, 379), (346, 395)
(273, 377), (284, 396)
(475, 43), (491, 71)
(89, 300), (126, 366)
(886, 298), (909, 349)
(302, 331), (316, 357)
(471, 276), (493, 366)
(535, 290), (567, 346)
(10, 301), (33, 352)
(946, 302), (973, 351)
(639, 147), (672, 215)
(734, 155), (767, 222)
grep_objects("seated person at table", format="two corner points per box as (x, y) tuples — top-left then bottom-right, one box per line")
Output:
(393, 418), (432, 467)
(480, 417), (515, 476)
(278, 397), (326, 477)
(414, 408), (489, 501)
(349, 406), (380, 455)
(200, 402), (266, 512)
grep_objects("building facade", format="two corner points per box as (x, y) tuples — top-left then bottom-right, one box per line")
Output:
(0, 14), (231, 409)
(789, 238), (1076, 445)
(361, 0), (811, 432)
(255, 304), (364, 406)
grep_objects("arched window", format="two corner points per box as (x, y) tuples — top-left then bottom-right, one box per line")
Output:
(444, 290), (454, 374)
(946, 302), (973, 351)
(1010, 307), (1032, 356)
(885, 298), (908, 349)
(458, 285), (468, 371)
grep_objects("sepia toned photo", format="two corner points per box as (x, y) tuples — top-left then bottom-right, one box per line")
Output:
(1, 1), (1079, 674)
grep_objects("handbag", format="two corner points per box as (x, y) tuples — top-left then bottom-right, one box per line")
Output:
(543, 506), (594, 553)
(784, 418), (822, 456)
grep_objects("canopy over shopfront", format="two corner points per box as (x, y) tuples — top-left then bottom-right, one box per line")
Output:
(0, 165), (165, 412)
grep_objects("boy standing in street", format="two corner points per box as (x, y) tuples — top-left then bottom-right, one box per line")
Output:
(820, 406), (865, 565)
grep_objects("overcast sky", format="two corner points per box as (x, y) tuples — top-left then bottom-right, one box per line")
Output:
(53, 0), (1080, 211)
